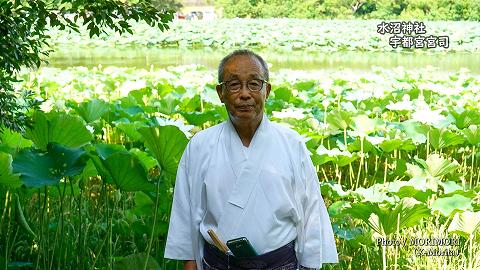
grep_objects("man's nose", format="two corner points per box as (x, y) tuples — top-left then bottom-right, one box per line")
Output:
(238, 82), (252, 99)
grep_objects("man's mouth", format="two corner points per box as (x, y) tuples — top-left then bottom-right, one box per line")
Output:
(236, 105), (254, 111)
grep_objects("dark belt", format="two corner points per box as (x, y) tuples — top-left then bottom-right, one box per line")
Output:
(203, 240), (297, 270)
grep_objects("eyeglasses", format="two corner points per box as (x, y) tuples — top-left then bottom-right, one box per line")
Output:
(219, 79), (268, 93)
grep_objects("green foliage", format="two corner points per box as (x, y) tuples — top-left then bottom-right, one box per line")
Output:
(448, 211), (480, 239)
(0, 0), (173, 132)
(431, 194), (473, 216)
(74, 99), (110, 123)
(215, 0), (480, 20)
(26, 111), (93, 150)
(1, 63), (479, 269)
(0, 152), (21, 188)
(93, 149), (156, 192)
(12, 143), (86, 188)
(345, 198), (431, 236)
(139, 126), (188, 176)
(113, 253), (160, 270)
(46, 19), (480, 53)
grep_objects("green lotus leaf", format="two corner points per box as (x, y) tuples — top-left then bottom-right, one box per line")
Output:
(274, 86), (292, 102)
(74, 99), (110, 123)
(320, 182), (350, 199)
(12, 143), (87, 188)
(347, 137), (374, 153)
(379, 139), (403, 153)
(326, 109), (352, 130)
(354, 185), (394, 203)
(462, 125), (480, 146)
(439, 181), (463, 194)
(156, 94), (179, 115)
(387, 198), (431, 234)
(448, 211), (480, 239)
(333, 155), (359, 167)
(351, 115), (384, 137)
(139, 125), (188, 176)
(130, 149), (158, 171)
(346, 198), (430, 236)
(388, 177), (438, 202)
(294, 80), (316, 91)
(26, 112), (93, 150)
(311, 153), (333, 166)
(122, 106), (144, 117)
(133, 191), (154, 216)
(399, 139), (416, 151)
(179, 94), (201, 112)
(95, 143), (127, 160)
(0, 128), (33, 153)
(429, 128), (465, 150)
(102, 152), (155, 192)
(415, 154), (460, 178)
(0, 152), (21, 188)
(406, 163), (427, 178)
(401, 121), (429, 145)
(431, 194), (473, 217)
(328, 201), (351, 216)
(345, 202), (383, 235)
(115, 121), (147, 142)
(181, 110), (221, 126)
(332, 223), (363, 241)
(202, 86), (223, 106)
(451, 110), (480, 129)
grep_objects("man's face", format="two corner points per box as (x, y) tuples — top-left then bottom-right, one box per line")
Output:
(216, 55), (271, 125)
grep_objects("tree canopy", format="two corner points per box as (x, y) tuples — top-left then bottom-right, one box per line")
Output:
(0, 0), (173, 132)
(216, 0), (480, 20)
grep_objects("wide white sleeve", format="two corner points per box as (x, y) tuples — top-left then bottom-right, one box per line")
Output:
(299, 142), (338, 267)
(164, 146), (195, 260)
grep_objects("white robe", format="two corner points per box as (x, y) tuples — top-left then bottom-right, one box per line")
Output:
(164, 114), (338, 269)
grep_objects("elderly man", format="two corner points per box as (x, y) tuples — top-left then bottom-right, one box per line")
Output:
(164, 50), (338, 270)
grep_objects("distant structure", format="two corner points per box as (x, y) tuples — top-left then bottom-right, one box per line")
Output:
(177, 0), (219, 20)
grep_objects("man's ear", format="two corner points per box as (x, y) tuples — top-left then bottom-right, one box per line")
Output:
(216, 84), (224, 103)
(265, 83), (272, 99)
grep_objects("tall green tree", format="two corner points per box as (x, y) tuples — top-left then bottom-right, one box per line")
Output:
(0, 0), (173, 132)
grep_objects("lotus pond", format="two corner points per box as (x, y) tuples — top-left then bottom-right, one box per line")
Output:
(1, 62), (479, 270)
(47, 19), (480, 53)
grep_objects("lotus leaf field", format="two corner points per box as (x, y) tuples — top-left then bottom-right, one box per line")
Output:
(47, 19), (480, 53)
(1, 63), (479, 269)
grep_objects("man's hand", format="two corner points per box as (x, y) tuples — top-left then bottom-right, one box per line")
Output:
(184, 260), (197, 270)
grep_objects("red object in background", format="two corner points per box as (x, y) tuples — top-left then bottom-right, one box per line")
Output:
(176, 12), (186, 20)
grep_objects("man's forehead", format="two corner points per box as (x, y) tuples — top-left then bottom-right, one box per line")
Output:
(223, 55), (263, 76)
(224, 54), (262, 68)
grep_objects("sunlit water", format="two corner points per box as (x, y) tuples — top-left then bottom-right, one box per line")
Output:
(47, 47), (480, 73)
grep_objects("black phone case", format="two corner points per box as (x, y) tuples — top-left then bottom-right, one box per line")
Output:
(226, 237), (258, 257)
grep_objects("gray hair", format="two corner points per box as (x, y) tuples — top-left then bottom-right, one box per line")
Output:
(217, 49), (269, 83)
